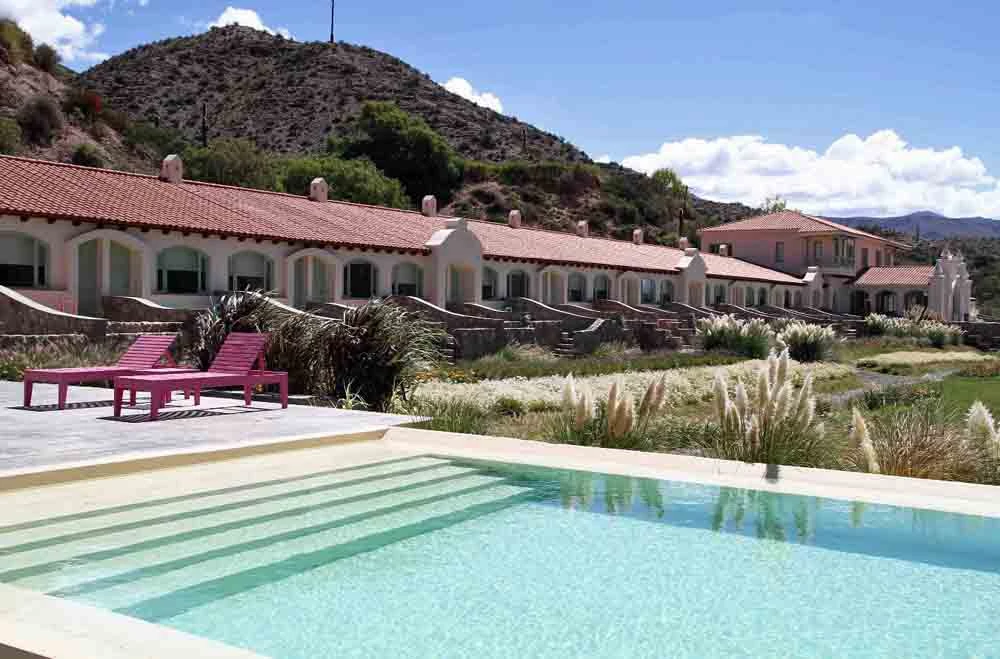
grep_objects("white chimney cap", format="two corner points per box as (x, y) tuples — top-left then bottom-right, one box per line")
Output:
(508, 210), (522, 229)
(632, 228), (644, 245)
(160, 154), (183, 183)
(678, 237), (690, 250)
(309, 177), (328, 202)
(576, 220), (588, 237)
(421, 195), (437, 217)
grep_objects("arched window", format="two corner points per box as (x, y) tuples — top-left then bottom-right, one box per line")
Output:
(783, 290), (792, 308)
(568, 273), (587, 302)
(640, 278), (656, 304)
(0, 233), (48, 288)
(593, 274), (610, 300)
(507, 270), (530, 298)
(482, 267), (498, 300)
(228, 251), (273, 291)
(660, 280), (675, 304)
(745, 286), (754, 307)
(758, 288), (768, 306)
(903, 290), (928, 311)
(713, 284), (726, 304)
(391, 262), (424, 297)
(156, 246), (208, 294)
(794, 291), (803, 308)
(344, 260), (379, 299)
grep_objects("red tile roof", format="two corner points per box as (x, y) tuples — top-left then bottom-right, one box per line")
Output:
(854, 266), (933, 287)
(699, 210), (910, 249)
(0, 156), (803, 285)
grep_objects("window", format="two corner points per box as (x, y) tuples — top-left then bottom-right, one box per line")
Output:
(507, 270), (530, 298)
(660, 280), (675, 304)
(794, 291), (803, 308)
(640, 278), (656, 304)
(713, 284), (726, 304)
(0, 233), (48, 288)
(312, 260), (330, 301)
(391, 262), (424, 297)
(568, 273), (587, 302)
(876, 250), (883, 266)
(344, 261), (378, 298)
(745, 286), (754, 306)
(758, 288), (768, 306)
(862, 248), (869, 267)
(482, 267), (498, 300)
(709, 244), (720, 254)
(783, 290), (792, 308)
(775, 242), (784, 263)
(814, 242), (823, 260)
(156, 246), (208, 294)
(228, 251), (272, 291)
(593, 274), (610, 300)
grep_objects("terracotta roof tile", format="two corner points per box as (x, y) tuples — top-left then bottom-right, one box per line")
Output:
(700, 210), (910, 248)
(854, 266), (933, 287)
(0, 155), (803, 285)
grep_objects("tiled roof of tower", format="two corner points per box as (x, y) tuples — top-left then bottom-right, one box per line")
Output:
(854, 266), (933, 287)
(0, 155), (803, 285)
(699, 210), (910, 249)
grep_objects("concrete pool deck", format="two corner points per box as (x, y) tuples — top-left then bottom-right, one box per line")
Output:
(3, 421), (1000, 658)
(0, 380), (420, 484)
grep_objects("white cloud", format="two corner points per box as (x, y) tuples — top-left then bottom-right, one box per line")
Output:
(443, 77), (504, 114)
(621, 130), (1000, 218)
(594, 154), (611, 164)
(0, 0), (109, 63)
(209, 6), (292, 39)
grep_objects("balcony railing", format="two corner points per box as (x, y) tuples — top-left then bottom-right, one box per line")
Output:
(805, 257), (857, 273)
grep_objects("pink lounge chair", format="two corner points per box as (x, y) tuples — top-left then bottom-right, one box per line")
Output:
(112, 332), (288, 421)
(23, 334), (190, 410)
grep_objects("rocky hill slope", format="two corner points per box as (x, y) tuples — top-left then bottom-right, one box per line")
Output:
(83, 26), (585, 163)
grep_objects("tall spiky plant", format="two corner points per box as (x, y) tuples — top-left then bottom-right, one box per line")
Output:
(702, 348), (830, 467)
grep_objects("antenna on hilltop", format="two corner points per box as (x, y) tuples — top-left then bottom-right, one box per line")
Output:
(330, 0), (335, 43)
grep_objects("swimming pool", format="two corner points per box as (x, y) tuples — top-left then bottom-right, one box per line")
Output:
(2, 454), (998, 657)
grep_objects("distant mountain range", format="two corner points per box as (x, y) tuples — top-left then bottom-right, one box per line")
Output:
(834, 211), (1000, 240)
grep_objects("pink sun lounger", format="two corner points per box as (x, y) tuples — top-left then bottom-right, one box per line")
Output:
(112, 332), (288, 421)
(22, 334), (190, 409)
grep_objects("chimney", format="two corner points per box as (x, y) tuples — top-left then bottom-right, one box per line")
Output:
(576, 220), (589, 237)
(421, 195), (437, 217)
(632, 228), (644, 245)
(159, 154), (183, 183)
(308, 177), (328, 202)
(719, 244), (729, 257)
(678, 237), (690, 250)
(508, 210), (522, 229)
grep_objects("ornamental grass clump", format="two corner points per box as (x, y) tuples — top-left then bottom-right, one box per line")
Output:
(700, 348), (830, 467)
(965, 401), (1000, 482)
(863, 313), (963, 347)
(696, 314), (774, 358)
(776, 321), (837, 362)
(546, 373), (667, 450)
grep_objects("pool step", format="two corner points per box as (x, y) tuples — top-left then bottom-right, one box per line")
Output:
(72, 482), (532, 618)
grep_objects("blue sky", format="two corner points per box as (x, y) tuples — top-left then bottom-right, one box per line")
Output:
(7, 0), (1000, 217)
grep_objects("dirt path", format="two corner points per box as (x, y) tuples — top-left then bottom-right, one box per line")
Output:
(826, 367), (956, 406)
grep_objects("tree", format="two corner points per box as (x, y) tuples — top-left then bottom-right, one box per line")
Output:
(182, 138), (279, 189)
(652, 168), (693, 237)
(0, 118), (21, 155)
(33, 43), (60, 73)
(333, 101), (463, 205)
(16, 95), (64, 145)
(760, 196), (788, 214)
(279, 156), (410, 208)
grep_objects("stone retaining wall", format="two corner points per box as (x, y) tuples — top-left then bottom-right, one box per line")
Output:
(0, 286), (106, 337)
(102, 297), (200, 324)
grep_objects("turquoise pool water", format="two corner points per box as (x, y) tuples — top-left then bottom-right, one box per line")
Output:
(2, 455), (999, 657)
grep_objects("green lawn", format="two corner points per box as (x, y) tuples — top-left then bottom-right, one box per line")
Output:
(940, 376), (1000, 414)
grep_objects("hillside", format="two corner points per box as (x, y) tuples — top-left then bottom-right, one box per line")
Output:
(834, 211), (1000, 240)
(82, 26), (585, 163)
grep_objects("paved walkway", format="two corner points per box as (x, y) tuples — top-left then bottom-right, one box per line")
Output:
(0, 381), (418, 474)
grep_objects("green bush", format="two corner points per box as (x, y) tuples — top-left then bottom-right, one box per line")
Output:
(0, 20), (34, 65)
(492, 396), (526, 417)
(183, 138), (279, 190)
(278, 155), (409, 208)
(70, 143), (104, 168)
(124, 121), (188, 159)
(333, 101), (463, 205)
(33, 43), (60, 73)
(403, 397), (493, 434)
(0, 118), (21, 155)
(860, 382), (942, 411)
(99, 108), (130, 133)
(63, 88), (103, 122)
(16, 95), (64, 145)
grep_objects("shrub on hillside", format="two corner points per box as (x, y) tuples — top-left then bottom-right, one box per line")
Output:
(16, 95), (64, 145)
(0, 20), (34, 65)
(332, 101), (464, 205)
(33, 43), (59, 73)
(63, 88), (103, 122)
(278, 156), (409, 208)
(124, 121), (188, 159)
(99, 108), (130, 133)
(776, 321), (837, 362)
(0, 118), (21, 155)
(70, 143), (104, 168)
